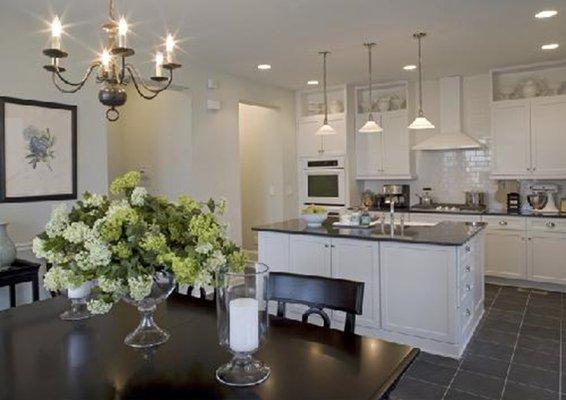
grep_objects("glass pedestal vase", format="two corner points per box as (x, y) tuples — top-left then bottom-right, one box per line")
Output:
(123, 271), (175, 348)
(60, 281), (94, 321)
(216, 263), (270, 387)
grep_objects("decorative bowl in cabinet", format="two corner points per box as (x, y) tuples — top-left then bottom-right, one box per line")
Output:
(377, 96), (391, 112)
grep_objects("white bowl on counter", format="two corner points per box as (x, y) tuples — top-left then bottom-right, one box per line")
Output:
(301, 213), (328, 227)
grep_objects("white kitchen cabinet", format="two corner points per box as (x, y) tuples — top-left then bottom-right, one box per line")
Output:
(530, 95), (566, 178)
(258, 232), (290, 273)
(289, 235), (331, 277)
(528, 232), (566, 285)
(380, 243), (457, 343)
(490, 100), (531, 177)
(330, 238), (379, 329)
(297, 114), (347, 157)
(408, 213), (481, 224)
(490, 95), (566, 179)
(484, 230), (527, 279)
(355, 110), (413, 179)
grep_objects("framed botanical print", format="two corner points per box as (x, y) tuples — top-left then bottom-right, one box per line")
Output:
(0, 97), (77, 202)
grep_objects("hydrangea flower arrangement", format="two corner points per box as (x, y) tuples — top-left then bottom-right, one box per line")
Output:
(33, 171), (246, 315)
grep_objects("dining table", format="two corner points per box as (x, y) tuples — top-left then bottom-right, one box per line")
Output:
(0, 293), (418, 400)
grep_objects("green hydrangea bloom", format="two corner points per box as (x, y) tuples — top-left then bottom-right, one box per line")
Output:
(110, 171), (141, 195)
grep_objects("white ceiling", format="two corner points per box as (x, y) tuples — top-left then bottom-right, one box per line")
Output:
(5, 0), (566, 89)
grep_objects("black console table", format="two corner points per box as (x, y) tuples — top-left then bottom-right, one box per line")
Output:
(0, 259), (41, 308)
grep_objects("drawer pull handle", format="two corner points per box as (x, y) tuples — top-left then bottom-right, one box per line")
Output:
(465, 265), (471, 272)
(546, 221), (556, 228)
(499, 221), (508, 226)
(466, 284), (471, 292)
(465, 308), (471, 316)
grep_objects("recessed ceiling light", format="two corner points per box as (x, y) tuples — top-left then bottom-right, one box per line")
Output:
(535, 10), (558, 19)
(403, 65), (417, 71)
(307, 80), (319, 85)
(541, 43), (559, 50)
(257, 64), (271, 70)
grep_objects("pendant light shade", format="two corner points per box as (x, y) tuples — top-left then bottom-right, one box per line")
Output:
(315, 51), (337, 136)
(359, 42), (383, 133)
(409, 32), (435, 130)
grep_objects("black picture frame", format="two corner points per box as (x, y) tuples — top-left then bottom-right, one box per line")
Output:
(0, 96), (77, 202)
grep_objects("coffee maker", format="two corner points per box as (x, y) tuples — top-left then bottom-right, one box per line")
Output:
(381, 184), (410, 209)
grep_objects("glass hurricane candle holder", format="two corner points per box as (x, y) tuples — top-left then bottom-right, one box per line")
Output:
(60, 281), (94, 321)
(216, 262), (270, 387)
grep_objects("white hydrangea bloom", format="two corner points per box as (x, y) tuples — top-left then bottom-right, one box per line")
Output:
(43, 266), (70, 292)
(84, 239), (112, 267)
(87, 299), (113, 315)
(83, 193), (104, 208)
(33, 237), (67, 264)
(217, 197), (227, 214)
(106, 199), (132, 218)
(32, 237), (47, 259)
(128, 275), (153, 301)
(62, 222), (93, 244)
(130, 187), (148, 206)
(74, 251), (92, 271)
(206, 250), (226, 270)
(45, 204), (69, 238)
(193, 269), (213, 289)
(99, 276), (127, 296)
(195, 242), (213, 255)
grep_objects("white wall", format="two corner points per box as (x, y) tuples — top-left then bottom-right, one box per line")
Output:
(0, 7), (108, 309)
(108, 63), (297, 245)
(239, 103), (286, 249)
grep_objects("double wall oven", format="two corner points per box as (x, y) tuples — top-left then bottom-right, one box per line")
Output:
(300, 156), (346, 207)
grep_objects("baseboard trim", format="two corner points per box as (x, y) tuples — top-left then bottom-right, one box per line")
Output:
(486, 276), (566, 293)
(16, 242), (32, 252)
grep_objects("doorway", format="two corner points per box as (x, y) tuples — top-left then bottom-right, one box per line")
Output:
(239, 102), (283, 251)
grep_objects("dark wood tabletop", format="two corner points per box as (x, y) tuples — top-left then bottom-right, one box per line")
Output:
(0, 293), (418, 400)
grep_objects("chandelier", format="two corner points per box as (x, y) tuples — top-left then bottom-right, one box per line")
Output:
(42, 0), (182, 121)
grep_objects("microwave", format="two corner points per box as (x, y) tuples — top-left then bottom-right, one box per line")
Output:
(300, 156), (346, 206)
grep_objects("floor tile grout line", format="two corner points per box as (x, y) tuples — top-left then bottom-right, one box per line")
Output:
(498, 289), (531, 400)
(440, 286), (502, 400)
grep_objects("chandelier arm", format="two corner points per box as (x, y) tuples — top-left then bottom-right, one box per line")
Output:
(125, 64), (173, 98)
(54, 63), (101, 87)
(51, 73), (89, 93)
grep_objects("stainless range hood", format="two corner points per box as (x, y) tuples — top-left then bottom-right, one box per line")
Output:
(412, 76), (482, 151)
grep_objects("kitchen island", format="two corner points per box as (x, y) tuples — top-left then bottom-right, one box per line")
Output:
(253, 219), (486, 358)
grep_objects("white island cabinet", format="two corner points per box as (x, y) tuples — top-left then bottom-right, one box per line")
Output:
(256, 223), (485, 359)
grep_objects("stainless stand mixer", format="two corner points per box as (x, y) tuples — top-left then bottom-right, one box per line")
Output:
(527, 184), (560, 214)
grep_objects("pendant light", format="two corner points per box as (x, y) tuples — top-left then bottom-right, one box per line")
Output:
(409, 32), (435, 130)
(315, 51), (337, 136)
(359, 42), (383, 133)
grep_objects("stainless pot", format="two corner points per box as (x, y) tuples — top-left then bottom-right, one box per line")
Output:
(464, 191), (486, 207)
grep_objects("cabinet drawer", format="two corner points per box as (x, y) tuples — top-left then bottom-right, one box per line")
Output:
(528, 218), (566, 233)
(482, 216), (527, 231)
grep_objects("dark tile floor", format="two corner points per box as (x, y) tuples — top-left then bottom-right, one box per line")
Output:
(390, 284), (564, 400)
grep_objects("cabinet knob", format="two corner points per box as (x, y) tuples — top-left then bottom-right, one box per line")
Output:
(465, 265), (471, 272)
(465, 245), (471, 252)
(533, 167), (537, 171)
(499, 220), (508, 226)
(466, 284), (471, 292)
(546, 221), (556, 228)
(324, 244), (329, 248)
(527, 168), (531, 172)
(465, 308), (471, 317)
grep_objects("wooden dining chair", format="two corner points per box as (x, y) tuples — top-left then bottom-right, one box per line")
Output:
(268, 272), (364, 334)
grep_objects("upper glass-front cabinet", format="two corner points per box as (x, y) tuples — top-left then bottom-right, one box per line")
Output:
(355, 81), (408, 114)
(298, 87), (346, 118)
(491, 60), (566, 102)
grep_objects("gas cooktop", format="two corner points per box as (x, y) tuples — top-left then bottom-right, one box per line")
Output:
(410, 204), (487, 214)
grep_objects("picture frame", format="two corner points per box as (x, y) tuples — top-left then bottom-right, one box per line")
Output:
(0, 97), (77, 202)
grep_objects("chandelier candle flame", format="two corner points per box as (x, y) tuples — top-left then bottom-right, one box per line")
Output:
(408, 32), (435, 130)
(42, 0), (182, 121)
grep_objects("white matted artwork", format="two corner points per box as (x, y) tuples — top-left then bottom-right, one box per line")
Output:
(0, 97), (77, 202)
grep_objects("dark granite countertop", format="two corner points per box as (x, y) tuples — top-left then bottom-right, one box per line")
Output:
(253, 218), (486, 246)
(368, 206), (566, 219)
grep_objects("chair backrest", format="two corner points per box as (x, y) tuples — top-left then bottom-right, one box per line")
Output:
(268, 272), (364, 334)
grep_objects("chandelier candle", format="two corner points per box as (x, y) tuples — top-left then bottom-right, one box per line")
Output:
(118, 17), (128, 48)
(166, 34), (175, 63)
(155, 52), (164, 77)
(51, 17), (62, 50)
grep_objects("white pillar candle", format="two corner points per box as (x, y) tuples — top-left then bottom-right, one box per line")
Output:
(155, 52), (164, 77)
(118, 17), (128, 48)
(229, 298), (259, 352)
(51, 16), (62, 50)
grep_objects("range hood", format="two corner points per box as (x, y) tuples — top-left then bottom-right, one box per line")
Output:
(412, 76), (482, 151)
